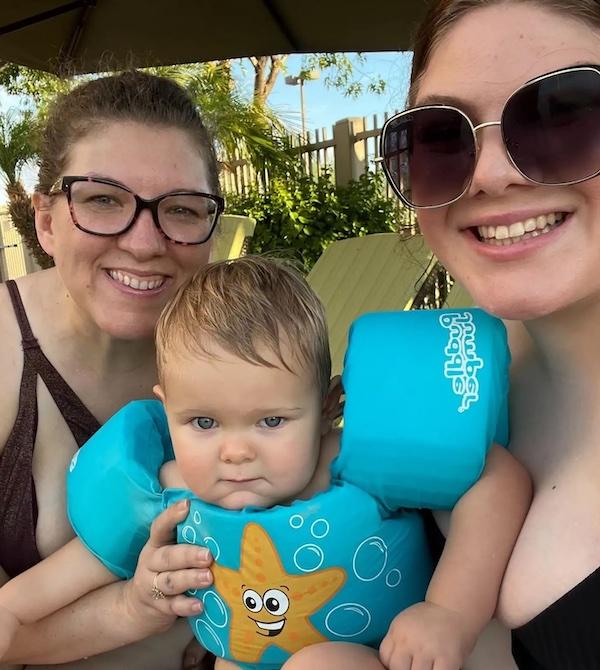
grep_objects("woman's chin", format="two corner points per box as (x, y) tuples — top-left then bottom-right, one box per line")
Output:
(96, 314), (157, 341)
(466, 286), (569, 322)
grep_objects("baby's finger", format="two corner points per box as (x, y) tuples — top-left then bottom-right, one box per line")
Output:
(388, 653), (413, 670)
(379, 635), (393, 666)
(410, 657), (434, 670)
(169, 593), (204, 618)
(154, 568), (213, 597)
(432, 656), (462, 670)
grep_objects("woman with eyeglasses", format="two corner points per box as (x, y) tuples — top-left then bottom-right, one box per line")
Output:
(377, 1), (599, 669)
(0, 72), (219, 669)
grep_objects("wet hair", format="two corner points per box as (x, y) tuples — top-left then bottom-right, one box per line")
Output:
(409, 0), (600, 104)
(36, 70), (219, 194)
(156, 255), (332, 399)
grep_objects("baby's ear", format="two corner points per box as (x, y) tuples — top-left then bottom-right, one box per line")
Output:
(153, 384), (166, 403)
(321, 375), (344, 433)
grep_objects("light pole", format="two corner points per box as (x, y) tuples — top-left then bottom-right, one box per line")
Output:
(285, 70), (320, 142)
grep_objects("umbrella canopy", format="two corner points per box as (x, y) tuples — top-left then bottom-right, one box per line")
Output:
(0, 1), (426, 75)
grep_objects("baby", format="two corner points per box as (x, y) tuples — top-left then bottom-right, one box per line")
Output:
(0, 256), (531, 670)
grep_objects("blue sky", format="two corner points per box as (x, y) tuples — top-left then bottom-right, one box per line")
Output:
(239, 52), (413, 135)
(0, 52), (413, 200)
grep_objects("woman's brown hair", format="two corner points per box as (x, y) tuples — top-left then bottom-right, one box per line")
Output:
(409, 0), (600, 104)
(37, 70), (219, 194)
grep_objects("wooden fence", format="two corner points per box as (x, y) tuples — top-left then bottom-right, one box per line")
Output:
(220, 113), (400, 197)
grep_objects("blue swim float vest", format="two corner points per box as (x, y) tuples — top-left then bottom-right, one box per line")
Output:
(68, 308), (509, 670)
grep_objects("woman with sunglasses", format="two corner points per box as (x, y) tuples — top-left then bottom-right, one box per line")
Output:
(0, 71), (219, 669)
(378, 1), (599, 669)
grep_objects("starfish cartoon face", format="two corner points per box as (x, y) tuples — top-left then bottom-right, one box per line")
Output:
(212, 522), (346, 663)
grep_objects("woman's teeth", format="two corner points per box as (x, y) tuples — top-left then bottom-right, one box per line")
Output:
(477, 212), (567, 246)
(108, 270), (165, 290)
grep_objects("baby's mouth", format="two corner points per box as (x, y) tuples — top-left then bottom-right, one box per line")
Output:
(475, 211), (568, 246)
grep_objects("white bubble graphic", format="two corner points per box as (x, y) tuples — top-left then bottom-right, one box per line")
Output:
(69, 452), (79, 472)
(293, 544), (324, 572)
(203, 536), (220, 560)
(289, 514), (304, 529)
(310, 519), (330, 539)
(385, 569), (402, 588)
(325, 603), (372, 638)
(193, 510), (202, 525)
(188, 589), (198, 596)
(352, 536), (388, 582)
(202, 590), (228, 628)
(195, 619), (225, 656)
(182, 525), (197, 544)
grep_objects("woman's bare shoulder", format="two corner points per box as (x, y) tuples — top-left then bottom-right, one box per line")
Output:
(0, 271), (56, 455)
(0, 280), (24, 455)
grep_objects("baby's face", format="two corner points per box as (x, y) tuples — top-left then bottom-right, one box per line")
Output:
(157, 342), (327, 510)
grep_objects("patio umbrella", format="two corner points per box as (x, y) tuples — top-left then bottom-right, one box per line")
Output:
(0, 1), (427, 75)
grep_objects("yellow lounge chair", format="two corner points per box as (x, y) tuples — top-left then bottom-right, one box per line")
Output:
(307, 233), (436, 376)
(211, 214), (256, 262)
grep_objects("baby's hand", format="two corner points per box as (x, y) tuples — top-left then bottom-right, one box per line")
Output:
(0, 604), (20, 661)
(379, 601), (477, 670)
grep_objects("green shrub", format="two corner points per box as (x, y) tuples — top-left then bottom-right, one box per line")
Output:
(225, 167), (414, 271)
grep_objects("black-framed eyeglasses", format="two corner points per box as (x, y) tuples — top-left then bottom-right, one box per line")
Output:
(50, 176), (224, 245)
(380, 65), (600, 209)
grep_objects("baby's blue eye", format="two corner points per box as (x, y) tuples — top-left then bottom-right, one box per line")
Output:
(192, 417), (215, 430)
(261, 416), (283, 428)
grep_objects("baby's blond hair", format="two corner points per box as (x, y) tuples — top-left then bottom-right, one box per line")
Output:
(156, 255), (331, 397)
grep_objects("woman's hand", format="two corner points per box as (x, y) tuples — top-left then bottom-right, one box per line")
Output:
(122, 500), (214, 634)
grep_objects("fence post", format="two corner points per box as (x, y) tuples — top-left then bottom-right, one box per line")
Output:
(333, 117), (365, 187)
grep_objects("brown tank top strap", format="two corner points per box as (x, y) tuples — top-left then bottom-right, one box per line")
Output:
(1, 280), (42, 576)
(6, 279), (37, 347)
(5, 280), (101, 446)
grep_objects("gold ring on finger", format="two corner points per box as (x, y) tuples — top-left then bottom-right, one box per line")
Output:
(151, 571), (167, 600)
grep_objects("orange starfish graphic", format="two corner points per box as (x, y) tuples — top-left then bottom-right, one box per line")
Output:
(212, 522), (346, 663)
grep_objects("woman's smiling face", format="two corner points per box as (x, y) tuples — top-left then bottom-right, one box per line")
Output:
(414, 3), (600, 320)
(35, 120), (214, 340)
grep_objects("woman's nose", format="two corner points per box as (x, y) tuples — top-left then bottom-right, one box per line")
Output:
(467, 123), (530, 198)
(116, 208), (167, 260)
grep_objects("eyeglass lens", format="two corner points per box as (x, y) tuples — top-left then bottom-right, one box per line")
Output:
(69, 180), (218, 244)
(382, 67), (600, 208)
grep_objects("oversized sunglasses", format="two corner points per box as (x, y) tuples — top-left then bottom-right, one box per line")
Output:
(380, 65), (600, 209)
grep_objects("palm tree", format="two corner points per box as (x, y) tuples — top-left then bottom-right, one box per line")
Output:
(0, 109), (53, 268)
(154, 63), (293, 188)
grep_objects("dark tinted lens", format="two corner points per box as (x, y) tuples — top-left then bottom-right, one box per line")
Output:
(382, 107), (476, 207)
(503, 68), (600, 184)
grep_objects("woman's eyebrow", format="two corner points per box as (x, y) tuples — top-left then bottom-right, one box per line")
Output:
(414, 94), (481, 119)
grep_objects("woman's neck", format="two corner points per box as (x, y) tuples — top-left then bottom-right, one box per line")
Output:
(46, 268), (157, 381)
(523, 293), (600, 401)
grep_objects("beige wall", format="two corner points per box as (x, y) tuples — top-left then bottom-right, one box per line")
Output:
(0, 208), (41, 281)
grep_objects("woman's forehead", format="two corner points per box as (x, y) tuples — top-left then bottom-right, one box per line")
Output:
(416, 3), (600, 109)
(63, 121), (210, 194)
